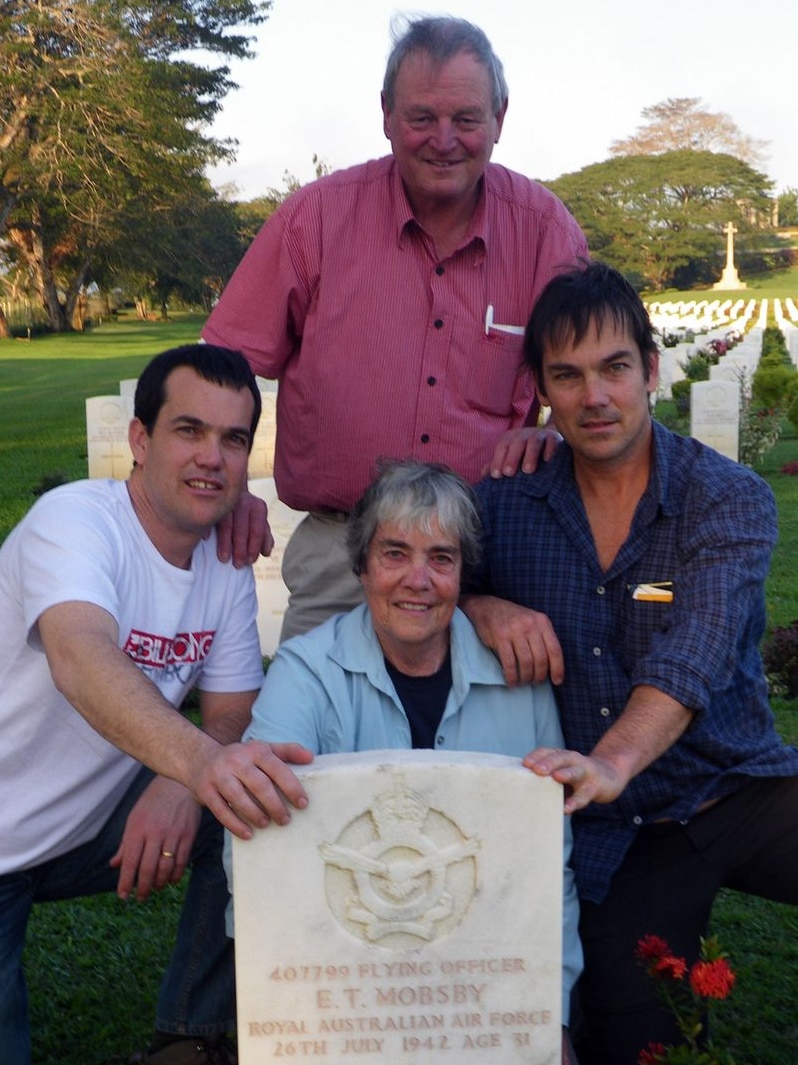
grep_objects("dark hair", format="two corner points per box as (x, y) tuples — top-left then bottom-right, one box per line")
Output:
(347, 460), (482, 579)
(383, 16), (508, 114)
(134, 344), (261, 448)
(523, 262), (658, 383)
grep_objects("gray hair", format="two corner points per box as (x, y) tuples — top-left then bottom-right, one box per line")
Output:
(382, 16), (508, 115)
(347, 460), (482, 577)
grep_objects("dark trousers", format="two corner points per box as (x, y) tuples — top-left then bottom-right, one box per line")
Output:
(573, 776), (798, 1065)
(0, 767), (235, 1065)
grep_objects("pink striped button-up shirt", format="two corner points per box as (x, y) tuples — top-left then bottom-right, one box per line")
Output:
(203, 156), (587, 512)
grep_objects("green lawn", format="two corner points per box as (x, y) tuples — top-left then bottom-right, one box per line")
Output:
(650, 261), (798, 302)
(3, 312), (797, 1064)
(0, 312), (206, 539)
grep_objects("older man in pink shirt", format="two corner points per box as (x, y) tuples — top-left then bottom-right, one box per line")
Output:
(205, 15), (587, 638)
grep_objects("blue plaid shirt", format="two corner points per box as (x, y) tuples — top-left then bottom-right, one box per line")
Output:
(472, 420), (798, 902)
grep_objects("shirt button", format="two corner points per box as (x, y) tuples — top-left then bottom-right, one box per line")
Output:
(436, 735), (444, 745)
(599, 707), (610, 717)
(632, 815), (643, 826)
(436, 265), (445, 276)
(434, 318), (444, 329)
(592, 647), (602, 657)
(596, 585), (606, 595)
(420, 434), (430, 444)
(427, 376), (437, 386)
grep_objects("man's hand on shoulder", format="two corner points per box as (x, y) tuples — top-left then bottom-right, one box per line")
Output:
(482, 426), (563, 479)
(216, 488), (274, 566)
(190, 740), (314, 838)
(460, 594), (564, 687)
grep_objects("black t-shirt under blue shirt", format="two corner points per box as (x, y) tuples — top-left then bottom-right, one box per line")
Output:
(384, 649), (452, 749)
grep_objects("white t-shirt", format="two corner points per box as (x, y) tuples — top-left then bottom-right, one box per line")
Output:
(0, 479), (264, 873)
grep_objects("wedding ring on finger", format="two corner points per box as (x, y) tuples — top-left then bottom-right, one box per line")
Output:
(161, 850), (175, 859)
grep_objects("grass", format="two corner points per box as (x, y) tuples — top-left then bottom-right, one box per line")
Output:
(0, 312), (206, 540)
(25, 888), (184, 1064)
(3, 311), (798, 1064)
(649, 260), (798, 301)
(708, 427), (798, 1062)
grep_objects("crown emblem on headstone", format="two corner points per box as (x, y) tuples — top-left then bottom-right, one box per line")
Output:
(371, 779), (429, 831)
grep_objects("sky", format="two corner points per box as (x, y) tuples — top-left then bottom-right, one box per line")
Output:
(206, 0), (797, 201)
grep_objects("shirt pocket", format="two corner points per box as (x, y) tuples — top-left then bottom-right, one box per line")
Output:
(617, 596), (673, 673)
(451, 331), (526, 417)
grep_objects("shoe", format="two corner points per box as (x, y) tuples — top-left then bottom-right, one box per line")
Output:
(128, 1035), (237, 1065)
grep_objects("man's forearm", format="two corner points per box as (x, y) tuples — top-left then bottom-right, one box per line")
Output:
(524, 684), (694, 813)
(589, 684), (693, 788)
(200, 689), (259, 746)
(40, 602), (222, 788)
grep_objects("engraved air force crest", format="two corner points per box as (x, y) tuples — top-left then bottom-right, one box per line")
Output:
(319, 779), (480, 947)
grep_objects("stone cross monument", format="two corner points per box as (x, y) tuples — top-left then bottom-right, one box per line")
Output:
(713, 221), (747, 290)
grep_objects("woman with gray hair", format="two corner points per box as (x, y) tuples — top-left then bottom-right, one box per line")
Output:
(243, 459), (581, 1060)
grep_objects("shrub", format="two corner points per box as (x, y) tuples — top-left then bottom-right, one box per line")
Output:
(671, 379), (692, 416)
(739, 405), (782, 468)
(684, 352), (714, 381)
(762, 621), (798, 700)
(752, 365), (798, 410)
(787, 394), (798, 437)
(659, 331), (681, 349)
(761, 327), (789, 362)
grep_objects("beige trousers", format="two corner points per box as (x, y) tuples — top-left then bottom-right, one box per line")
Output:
(279, 511), (364, 642)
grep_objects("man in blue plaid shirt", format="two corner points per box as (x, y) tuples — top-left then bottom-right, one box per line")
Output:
(463, 261), (798, 1065)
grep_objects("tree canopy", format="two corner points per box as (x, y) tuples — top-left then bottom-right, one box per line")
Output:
(609, 97), (768, 169)
(0, 0), (269, 332)
(549, 150), (774, 291)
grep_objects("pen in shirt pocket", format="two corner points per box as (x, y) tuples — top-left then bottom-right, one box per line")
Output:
(629, 581), (674, 603)
(484, 304), (525, 336)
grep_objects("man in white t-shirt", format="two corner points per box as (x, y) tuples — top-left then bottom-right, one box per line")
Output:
(0, 344), (311, 1065)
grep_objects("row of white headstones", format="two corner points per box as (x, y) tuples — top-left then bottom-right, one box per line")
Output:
(648, 296), (798, 462)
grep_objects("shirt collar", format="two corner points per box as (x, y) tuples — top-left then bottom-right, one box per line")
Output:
(329, 604), (396, 696)
(516, 419), (680, 517)
(516, 439), (574, 503)
(391, 159), (489, 261)
(329, 603), (506, 697)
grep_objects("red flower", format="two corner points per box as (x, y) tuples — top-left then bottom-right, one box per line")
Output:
(638, 1043), (667, 1065)
(651, 954), (688, 980)
(635, 934), (671, 961)
(689, 958), (736, 1000)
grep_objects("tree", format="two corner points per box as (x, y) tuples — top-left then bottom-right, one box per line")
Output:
(609, 98), (768, 169)
(777, 188), (798, 227)
(549, 150), (773, 290)
(111, 175), (249, 319)
(0, 0), (270, 332)
(234, 155), (334, 244)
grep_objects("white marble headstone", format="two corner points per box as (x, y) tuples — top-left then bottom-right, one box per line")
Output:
(248, 391), (277, 479)
(232, 750), (563, 1065)
(248, 477), (306, 656)
(85, 395), (134, 478)
(690, 380), (739, 461)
